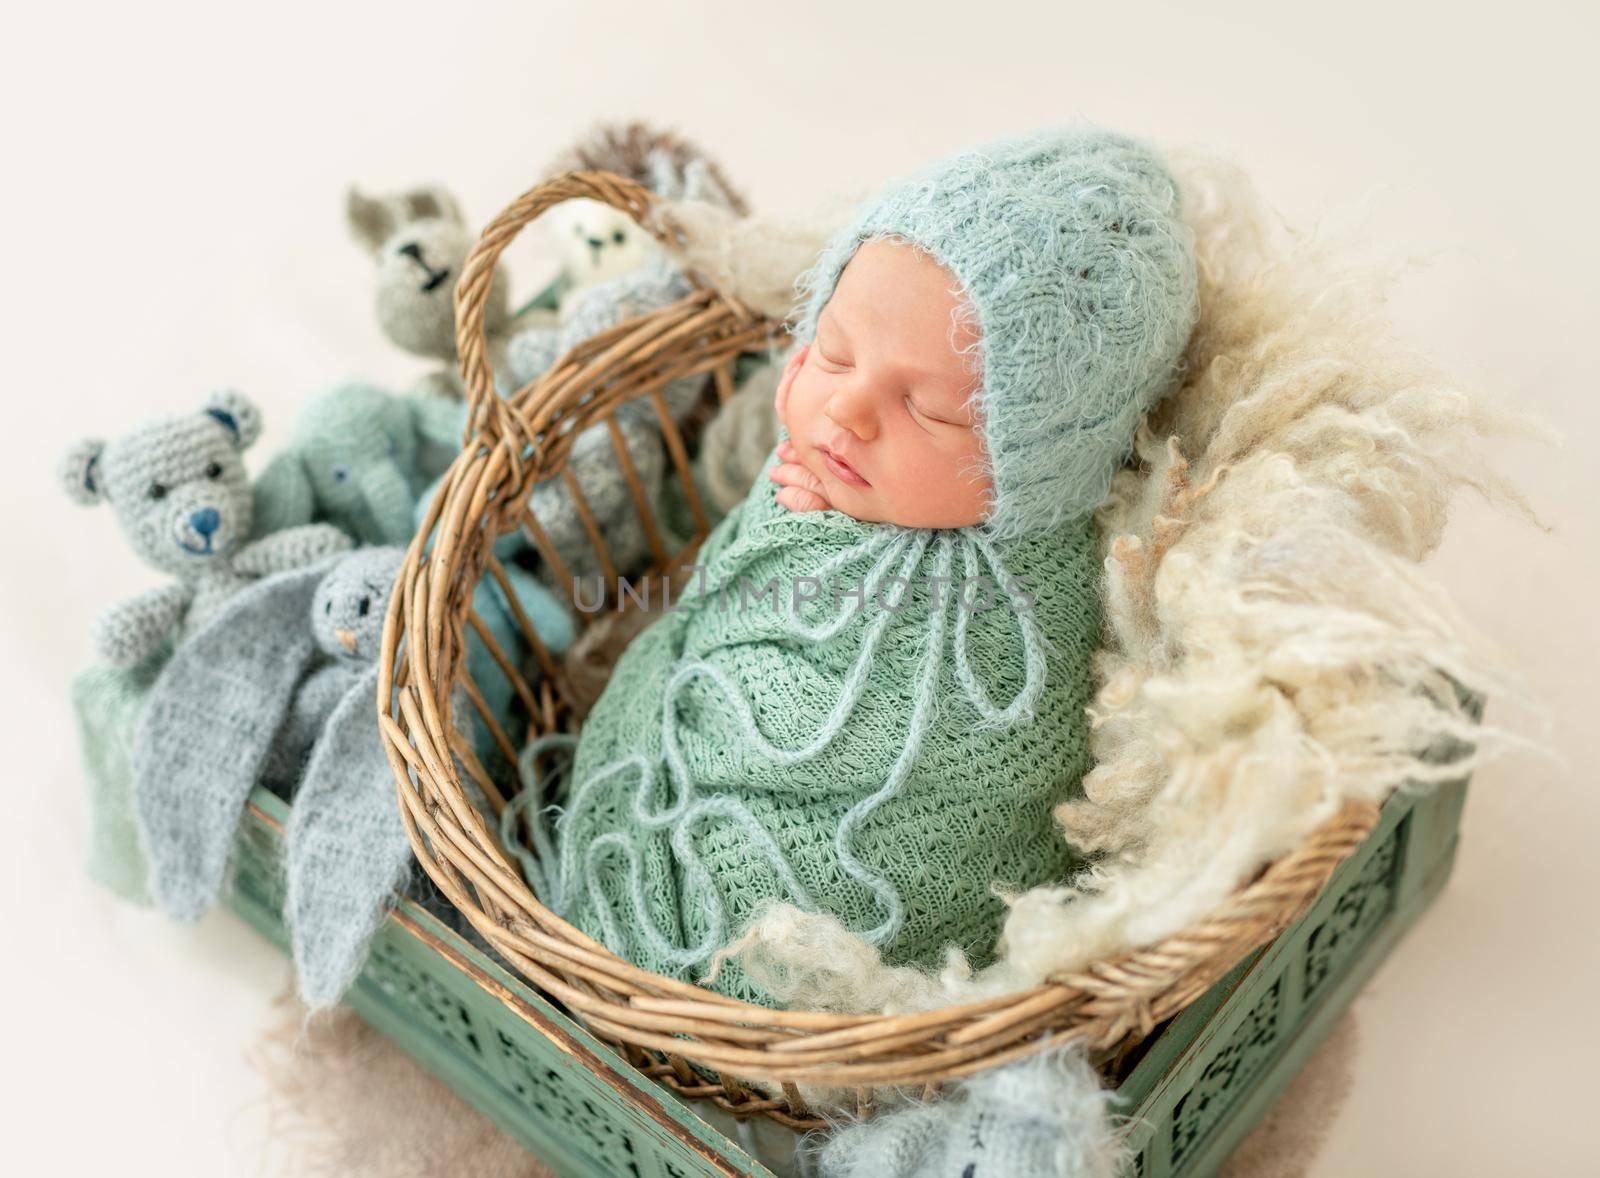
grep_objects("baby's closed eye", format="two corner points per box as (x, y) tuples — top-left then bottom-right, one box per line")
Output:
(904, 395), (971, 429)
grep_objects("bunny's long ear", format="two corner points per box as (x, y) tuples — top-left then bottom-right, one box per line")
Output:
(347, 187), (397, 254)
(287, 663), (413, 1009)
(132, 560), (330, 921)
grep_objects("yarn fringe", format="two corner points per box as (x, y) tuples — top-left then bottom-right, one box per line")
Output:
(721, 150), (1540, 1015)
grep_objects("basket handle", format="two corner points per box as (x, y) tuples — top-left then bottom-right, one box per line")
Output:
(453, 170), (680, 443)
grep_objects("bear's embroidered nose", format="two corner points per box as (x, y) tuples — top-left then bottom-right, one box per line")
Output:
(334, 629), (358, 653)
(189, 508), (220, 537)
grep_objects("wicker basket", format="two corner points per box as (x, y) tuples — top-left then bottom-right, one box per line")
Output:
(376, 169), (1393, 1128)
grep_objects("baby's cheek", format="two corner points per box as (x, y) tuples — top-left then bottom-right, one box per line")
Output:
(782, 372), (825, 435)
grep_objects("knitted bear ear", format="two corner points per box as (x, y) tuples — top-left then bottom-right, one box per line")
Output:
(203, 389), (263, 451)
(59, 438), (106, 505)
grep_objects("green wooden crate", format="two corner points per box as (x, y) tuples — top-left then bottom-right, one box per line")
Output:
(221, 776), (1468, 1177)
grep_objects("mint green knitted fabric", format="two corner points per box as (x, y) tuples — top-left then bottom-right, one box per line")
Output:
(526, 456), (1097, 1003)
(69, 644), (171, 906)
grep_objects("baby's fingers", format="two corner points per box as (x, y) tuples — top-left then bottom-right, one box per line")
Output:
(768, 460), (824, 494)
(776, 485), (830, 512)
(768, 460), (831, 512)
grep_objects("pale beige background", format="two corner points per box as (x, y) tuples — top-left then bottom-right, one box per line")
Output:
(4, 1), (1596, 1173)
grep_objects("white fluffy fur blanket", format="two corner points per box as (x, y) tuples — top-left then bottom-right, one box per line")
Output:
(649, 153), (1530, 1015)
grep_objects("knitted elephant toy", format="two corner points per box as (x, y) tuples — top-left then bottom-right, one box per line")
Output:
(250, 381), (463, 545)
(815, 1045), (1124, 1178)
(133, 546), (575, 933)
(58, 390), (353, 669)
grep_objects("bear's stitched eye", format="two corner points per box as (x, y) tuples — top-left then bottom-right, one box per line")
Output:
(148, 481), (167, 501)
(358, 596), (371, 617)
(331, 462), (351, 484)
(324, 600), (332, 615)
(204, 461), (223, 480)
(611, 229), (625, 244)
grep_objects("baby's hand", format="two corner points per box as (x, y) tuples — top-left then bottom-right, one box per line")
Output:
(770, 438), (831, 513)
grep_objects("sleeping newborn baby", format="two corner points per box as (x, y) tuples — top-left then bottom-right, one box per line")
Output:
(517, 127), (1199, 1005)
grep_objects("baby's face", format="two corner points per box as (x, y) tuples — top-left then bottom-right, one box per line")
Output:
(771, 238), (991, 528)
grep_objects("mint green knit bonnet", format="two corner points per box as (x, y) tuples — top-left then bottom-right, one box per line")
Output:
(792, 125), (1199, 537)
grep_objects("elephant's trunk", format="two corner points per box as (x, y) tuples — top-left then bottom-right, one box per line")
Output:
(360, 462), (417, 546)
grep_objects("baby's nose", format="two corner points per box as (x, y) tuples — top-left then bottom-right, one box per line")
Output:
(189, 507), (221, 537)
(824, 389), (879, 441)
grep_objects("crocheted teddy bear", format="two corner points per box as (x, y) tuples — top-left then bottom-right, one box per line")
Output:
(58, 390), (352, 669)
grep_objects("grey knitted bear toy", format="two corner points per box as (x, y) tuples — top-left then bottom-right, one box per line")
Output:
(58, 390), (352, 668)
(510, 255), (708, 596)
(410, 256), (716, 602)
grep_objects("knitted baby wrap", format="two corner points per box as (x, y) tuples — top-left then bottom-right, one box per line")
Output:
(523, 460), (1098, 1000)
(515, 125), (1199, 1005)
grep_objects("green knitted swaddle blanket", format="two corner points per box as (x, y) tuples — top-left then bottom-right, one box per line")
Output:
(519, 451), (1098, 1004)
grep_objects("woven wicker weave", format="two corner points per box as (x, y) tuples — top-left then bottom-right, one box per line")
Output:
(376, 169), (1383, 1128)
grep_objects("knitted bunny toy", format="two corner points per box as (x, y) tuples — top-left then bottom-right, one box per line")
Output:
(59, 390), (352, 669)
(347, 184), (552, 401)
(134, 546), (574, 934)
(519, 127), (1199, 1005)
(250, 381), (462, 545)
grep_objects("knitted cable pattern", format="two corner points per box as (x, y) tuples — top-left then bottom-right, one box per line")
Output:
(509, 451), (1098, 1003)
